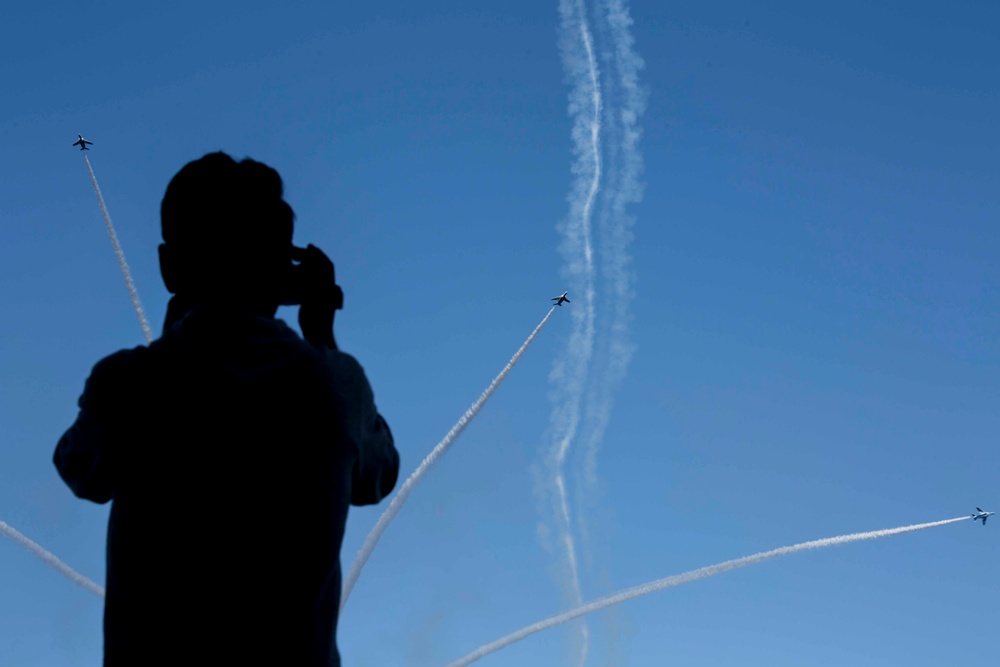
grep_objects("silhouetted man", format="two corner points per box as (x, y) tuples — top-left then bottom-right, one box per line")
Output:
(54, 152), (399, 666)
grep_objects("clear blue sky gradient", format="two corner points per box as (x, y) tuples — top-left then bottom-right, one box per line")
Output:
(2, 2), (997, 665)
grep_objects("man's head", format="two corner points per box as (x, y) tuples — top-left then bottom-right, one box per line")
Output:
(159, 152), (294, 312)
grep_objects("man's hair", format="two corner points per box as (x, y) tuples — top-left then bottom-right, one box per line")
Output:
(160, 152), (294, 298)
(161, 151), (294, 249)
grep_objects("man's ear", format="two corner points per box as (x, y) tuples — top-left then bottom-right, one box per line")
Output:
(159, 243), (180, 295)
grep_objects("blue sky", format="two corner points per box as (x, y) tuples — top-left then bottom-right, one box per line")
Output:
(2, 1), (998, 665)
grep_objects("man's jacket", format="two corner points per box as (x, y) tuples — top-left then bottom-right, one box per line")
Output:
(54, 308), (398, 666)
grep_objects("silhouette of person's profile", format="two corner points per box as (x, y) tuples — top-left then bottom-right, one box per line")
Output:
(55, 152), (399, 667)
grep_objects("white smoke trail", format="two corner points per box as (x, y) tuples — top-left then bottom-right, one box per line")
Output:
(341, 307), (557, 610)
(579, 0), (646, 494)
(566, 6), (646, 657)
(538, 0), (604, 663)
(0, 520), (105, 598)
(445, 516), (968, 667)
(83, 154), (153, 343)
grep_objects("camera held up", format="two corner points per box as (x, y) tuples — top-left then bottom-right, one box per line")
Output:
(280, 244), (344, 310)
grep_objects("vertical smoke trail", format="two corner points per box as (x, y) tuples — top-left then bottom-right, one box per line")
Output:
(83, 154), (153, 344)
(539, 0), (603, 662)
(540, 3), (644, 661)
(579, 0), (646, 495)
(445, 517), (969, 667)
(0, 520), (105, 598)
(341, 308), (557, 610)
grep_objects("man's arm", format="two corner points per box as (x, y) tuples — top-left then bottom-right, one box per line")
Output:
(295, 244), (396, 502)
(53, 351), (135, 504)
(350, 401), (398, 507)
(325, 352), (398, 506)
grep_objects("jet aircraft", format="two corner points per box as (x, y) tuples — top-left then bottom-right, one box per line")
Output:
(72, 135), (93, 151)
(972, 508), (994, 525)
(551, 292), (570, 306)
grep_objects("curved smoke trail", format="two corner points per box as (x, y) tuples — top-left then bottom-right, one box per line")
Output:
(0, 520), (105, 598)
(341, 308), (557, 610)
(445, 516), (968, 667)
(538, 0), (603, 663)
(83, 154), (153, 343)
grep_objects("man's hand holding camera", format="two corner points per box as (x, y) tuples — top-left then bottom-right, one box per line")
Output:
(288, 244), (343, 351)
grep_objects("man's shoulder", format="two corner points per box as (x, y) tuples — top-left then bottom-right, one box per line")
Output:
(319, 348), (363, 373)
(89, 345), (151, 379)
(78, 345), (152, 406)
(312, 348), (370, 384)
